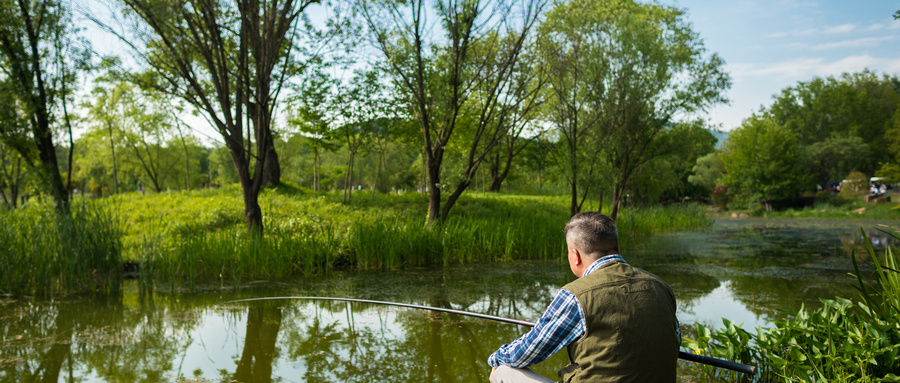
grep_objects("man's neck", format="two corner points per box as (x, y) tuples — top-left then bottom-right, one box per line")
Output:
(581, 254), (625, 277)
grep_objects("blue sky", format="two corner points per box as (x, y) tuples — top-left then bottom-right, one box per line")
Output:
(666, 0), (900, 131)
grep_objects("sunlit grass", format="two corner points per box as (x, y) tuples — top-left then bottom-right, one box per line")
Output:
(3, 185), (714, 291)
(117, 186), (712, 287)
(0, 201), (122, 296)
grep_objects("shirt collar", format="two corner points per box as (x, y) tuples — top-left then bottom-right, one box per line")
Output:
(583, 254), (625, 277)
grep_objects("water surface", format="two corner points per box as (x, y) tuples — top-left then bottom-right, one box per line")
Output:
(1, 218), (896, 382)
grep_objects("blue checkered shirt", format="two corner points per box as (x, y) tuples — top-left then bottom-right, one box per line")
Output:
(487, 254), (626, 368)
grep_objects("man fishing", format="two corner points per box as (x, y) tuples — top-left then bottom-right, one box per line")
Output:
(488, 212), (680, 382)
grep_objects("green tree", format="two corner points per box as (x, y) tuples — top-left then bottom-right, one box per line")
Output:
(332, 69), (401, 204)
(286, 66), (340, 192)
(82, 79), (128, 194)
(688, 152), (724, 192)
(630, 122), (718, 204)
(361, 0), (547, 226)
(0, 0), (90, 210)
(538, 0), (729, 218)
(98, 0), (328, 234)
(767, 70), (899, 181)
(536, 0), (608, 216)
(720, 116), (806, 210)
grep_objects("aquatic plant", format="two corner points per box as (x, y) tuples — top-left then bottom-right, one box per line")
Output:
(682, 226), (900, 382)
(0, 201), (122, 296)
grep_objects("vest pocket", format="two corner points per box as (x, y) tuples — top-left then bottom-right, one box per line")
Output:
(558, 363), (581, 383)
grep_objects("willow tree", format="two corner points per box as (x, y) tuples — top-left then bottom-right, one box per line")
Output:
(539, 0), (730, 219)
(361, 0), (547, 226)
(93, 0), (322, 234)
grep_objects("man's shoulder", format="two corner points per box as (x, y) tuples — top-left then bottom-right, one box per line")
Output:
(565, 262), (671, 294)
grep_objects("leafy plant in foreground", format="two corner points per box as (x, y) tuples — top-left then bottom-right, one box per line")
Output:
(682, 226), (900, 382)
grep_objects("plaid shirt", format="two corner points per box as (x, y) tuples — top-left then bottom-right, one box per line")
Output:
(487, 254), (626, 368)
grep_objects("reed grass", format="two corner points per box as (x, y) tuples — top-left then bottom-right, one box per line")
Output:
(118, 186), (712, 288)
(0, 201), (122, 297)
(1, 186), (710, 290)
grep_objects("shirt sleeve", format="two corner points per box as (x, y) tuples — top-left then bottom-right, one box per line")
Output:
(487, 289), (586, 368)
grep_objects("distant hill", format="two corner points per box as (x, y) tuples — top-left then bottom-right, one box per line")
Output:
(709, 129), (729, 149)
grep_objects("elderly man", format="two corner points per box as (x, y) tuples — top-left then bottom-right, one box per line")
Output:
(488, 212), (679, 383)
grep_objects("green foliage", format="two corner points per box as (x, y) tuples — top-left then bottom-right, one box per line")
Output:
(683, 227), (900, 382)
(721, 116), (807, 208)
(0, 201), (122, 296)
(537, 0), (730, 217)
(689, 152), (725, 191)
(876, 163), (900, 185)
(768, 70), (900, 184)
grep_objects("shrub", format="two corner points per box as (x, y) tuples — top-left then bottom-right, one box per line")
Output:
(840, 171), (869, 200)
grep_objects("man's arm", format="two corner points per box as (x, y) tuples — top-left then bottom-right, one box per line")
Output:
(487, 289), (585, 368)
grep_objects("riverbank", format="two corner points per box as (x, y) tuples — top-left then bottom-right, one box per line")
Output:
(1, 185), (713, 294)
(718, 194), (899, 220)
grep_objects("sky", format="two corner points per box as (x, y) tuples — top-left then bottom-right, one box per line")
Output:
(665, 0), (900, 131)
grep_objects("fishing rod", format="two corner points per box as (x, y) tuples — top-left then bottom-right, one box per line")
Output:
(222, 296), (757, 376)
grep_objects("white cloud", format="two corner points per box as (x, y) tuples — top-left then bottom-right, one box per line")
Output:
(868, 23), (885, 31)
(824, 24), (855, 33)
(812, 36), (895, 50)
(729, 55), (900, 80)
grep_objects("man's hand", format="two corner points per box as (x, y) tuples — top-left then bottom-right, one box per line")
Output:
(489, 366), (498, 382)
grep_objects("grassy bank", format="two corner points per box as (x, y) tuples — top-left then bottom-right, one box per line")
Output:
(724, 194), (900, 220)
(114, 185), (711, 286)
(2, 185), (712, 292)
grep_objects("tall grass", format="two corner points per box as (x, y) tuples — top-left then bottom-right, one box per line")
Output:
(682, 226), (900, 382)
(617, 203), (712, 238)
(120, 186), (712, 287)
(0, 201), (122, 297)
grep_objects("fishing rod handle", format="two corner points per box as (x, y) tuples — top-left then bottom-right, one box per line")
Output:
(678, 351), (757, 375)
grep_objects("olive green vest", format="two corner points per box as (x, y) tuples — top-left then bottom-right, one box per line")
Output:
(557, 261), (678, 383)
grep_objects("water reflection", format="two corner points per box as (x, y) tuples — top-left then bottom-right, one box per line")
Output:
(1, 219), (896, 382)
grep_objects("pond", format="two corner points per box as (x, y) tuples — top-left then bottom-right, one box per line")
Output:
(1, 218), (896, 382)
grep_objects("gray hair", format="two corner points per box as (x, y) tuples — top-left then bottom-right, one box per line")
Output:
(564, 212), (619, 257)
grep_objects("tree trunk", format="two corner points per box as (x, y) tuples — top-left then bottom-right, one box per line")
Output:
(488, 152), (501, 192)
(569, 153), (579, 217)
(490, 146), (517, 192)
(107, 121), (119, 195)
(261, 133), (281, 186)
(15, 0), (68, 211)
(313, 149), (320, 192)
(343, 151), (355, 204)
(426, 160), (441, 227)
(610, 185), (622, 220)
(598, 190), (603, 214)
(176, 123), (191, 190)
(230, 143), (264, 235)
(372, 150), (384, 198)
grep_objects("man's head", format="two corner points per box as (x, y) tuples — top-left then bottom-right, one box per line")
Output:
(564, 212), (619, 277)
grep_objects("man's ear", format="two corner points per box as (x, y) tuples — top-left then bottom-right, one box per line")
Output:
(571, 247), (582, 266)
